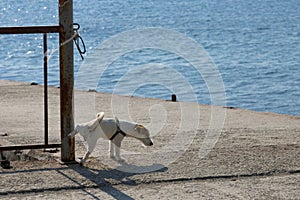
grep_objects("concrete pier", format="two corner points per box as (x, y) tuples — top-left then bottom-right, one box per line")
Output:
(0, 80), (299, 199)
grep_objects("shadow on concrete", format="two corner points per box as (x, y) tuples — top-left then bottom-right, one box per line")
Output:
(66, 162), (167, 200)
(0, 161), (167, 199)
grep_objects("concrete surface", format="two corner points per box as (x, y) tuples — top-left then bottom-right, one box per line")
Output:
(0, 80), (299, 199)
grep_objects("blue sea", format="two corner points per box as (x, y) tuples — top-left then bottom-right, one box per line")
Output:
(0, 0), (300, 116)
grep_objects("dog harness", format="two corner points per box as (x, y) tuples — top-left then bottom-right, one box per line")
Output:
(109, 117), (126, 140)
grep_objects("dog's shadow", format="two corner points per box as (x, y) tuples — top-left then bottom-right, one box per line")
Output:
(67, 161), (168, 199)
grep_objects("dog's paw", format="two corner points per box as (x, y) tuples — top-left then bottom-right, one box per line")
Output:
(116, 158), (126, 163)
(110, 156), (125, 163)
(78, 158), (85, 166)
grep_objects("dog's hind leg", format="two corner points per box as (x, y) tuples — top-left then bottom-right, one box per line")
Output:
(68, 126), (79, 137)
(80, 151), (91, 165)
(80, 138), (97, 165)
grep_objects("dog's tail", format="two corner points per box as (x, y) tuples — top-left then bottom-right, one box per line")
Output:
(68, 112), (105, 137)
(96, 112), (105, 121)
(87, 112), (105, 131)
(68, 126), (79, 137)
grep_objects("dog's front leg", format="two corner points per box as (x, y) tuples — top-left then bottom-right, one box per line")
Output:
(109, 140), (115, 159)
(111, 136), (125, 162)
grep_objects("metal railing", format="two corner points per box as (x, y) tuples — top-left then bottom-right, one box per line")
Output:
(0, 26), (62, 151)
(0, 0), (75, 163)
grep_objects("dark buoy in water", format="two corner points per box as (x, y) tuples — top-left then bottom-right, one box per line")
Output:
(30, 82), (38, 86)
(171, 94), (177, 102)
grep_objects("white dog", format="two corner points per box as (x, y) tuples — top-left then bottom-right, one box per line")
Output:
(68, 112), (153, 165)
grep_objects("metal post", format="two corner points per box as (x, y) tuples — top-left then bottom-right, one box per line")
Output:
(43, 33), (48, 146)
(59, 0), (75, 162)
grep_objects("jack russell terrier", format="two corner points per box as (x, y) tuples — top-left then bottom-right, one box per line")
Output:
(69, 112), (153, 165)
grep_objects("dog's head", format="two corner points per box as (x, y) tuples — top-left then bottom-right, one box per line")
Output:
(134, 124), (153, 146)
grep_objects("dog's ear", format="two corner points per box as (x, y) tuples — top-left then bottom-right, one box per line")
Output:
(135, 124), (144, 133)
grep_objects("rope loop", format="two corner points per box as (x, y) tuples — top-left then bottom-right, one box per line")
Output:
(73, 23), (86, 60)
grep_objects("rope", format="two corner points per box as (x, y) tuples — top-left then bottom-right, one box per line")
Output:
(73, 23), (86, 60)
(60, 23), (86, 60)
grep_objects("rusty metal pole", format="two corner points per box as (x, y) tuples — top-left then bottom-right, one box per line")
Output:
(59, 0), (75, 162)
